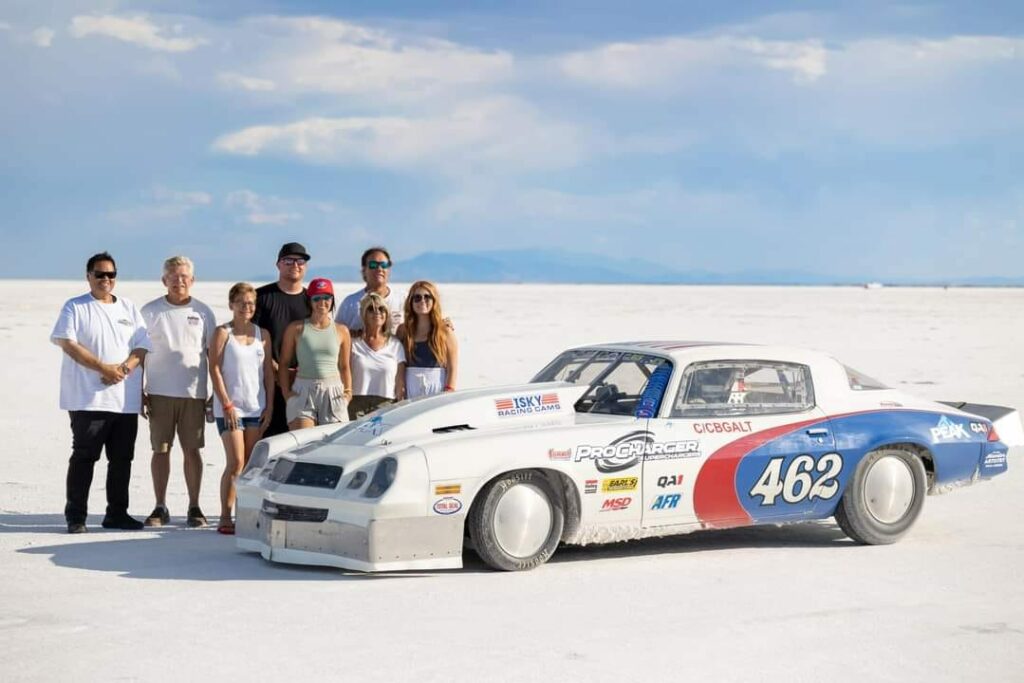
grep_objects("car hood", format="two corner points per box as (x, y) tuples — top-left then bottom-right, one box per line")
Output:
(326, 381), (591, 449)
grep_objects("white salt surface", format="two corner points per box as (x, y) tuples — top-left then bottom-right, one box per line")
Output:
(1, 281), (1022, 681)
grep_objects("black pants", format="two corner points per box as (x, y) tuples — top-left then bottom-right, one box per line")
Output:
(65, 411), (138, 523)
(263, 386), (289, 438)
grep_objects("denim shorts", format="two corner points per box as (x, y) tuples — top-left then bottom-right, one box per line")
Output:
(215, 416), (261, 435)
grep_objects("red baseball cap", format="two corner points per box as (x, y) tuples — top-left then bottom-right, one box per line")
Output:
(307, 277), (334, 297)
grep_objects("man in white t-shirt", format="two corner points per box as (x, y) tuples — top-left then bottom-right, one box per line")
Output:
(51, 252), (151, 534)
(140, 256), (217, 528)
(336, 246), (405, 336)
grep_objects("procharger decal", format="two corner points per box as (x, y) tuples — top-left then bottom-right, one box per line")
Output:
(495, 393), (561, 418)
(574, 430), (701, 473)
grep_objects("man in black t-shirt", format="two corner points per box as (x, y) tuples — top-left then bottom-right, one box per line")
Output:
(254, 242), (311, 437)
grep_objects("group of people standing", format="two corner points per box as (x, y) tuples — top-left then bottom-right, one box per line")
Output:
(50, 243), (458, 536)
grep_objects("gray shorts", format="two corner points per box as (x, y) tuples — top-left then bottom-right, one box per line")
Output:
(286, 377), (349, 426)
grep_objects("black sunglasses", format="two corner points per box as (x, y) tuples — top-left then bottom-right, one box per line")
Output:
(91, 270), (117, 280)
(412, 293), (434, 303)
(364, 306), (386, 315)
(367, 260), (391, 270)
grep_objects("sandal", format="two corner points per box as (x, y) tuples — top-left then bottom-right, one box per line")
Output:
(217, 522), (235, 535)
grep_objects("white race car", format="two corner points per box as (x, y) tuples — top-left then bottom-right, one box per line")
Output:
(235, 342), (1020, 572)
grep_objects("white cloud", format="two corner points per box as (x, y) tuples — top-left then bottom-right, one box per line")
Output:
(225, 190), (302, 225)
(222, 15), (513, 101)
(29, 27), (54, 47)
(69, 15), (205, 53)
(106, 187), (211, 226)
(0, 22), (11, 32)
(213, 96), (591, 173)
(218, 71), (277, 91)
(559, 36), (828, 90)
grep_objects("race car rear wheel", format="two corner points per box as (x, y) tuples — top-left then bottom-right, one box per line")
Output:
(469, 470), (564, 571)
(835, 447), (926, 545)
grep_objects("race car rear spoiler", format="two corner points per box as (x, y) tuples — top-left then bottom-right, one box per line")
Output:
(940, 402), (1024, 447)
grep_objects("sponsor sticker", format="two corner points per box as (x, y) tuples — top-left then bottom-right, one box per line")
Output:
(693, 420), (752, 435)
(495, 393), (561, 418)
(574, 431), (700, 473)
(434, 484), (461, 495)
(970, 422), (988, 434)
(548, 448), (571, 461)
(357, 415), (387, 436)
(651, 494), (681, 510)
(931, 415), (969, 441)
(600, 497), (631, 512)
(433, 497), (463, 515)
(657, 474), (684, 488)
(601, 477), (638, 493)
(584, 479), (598, 494)
(983, 451), (1007, 468)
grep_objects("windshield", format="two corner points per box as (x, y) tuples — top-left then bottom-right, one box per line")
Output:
(532, 349), (673, 416)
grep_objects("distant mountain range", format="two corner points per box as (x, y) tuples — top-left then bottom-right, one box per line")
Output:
(306, 249), (1024, 286)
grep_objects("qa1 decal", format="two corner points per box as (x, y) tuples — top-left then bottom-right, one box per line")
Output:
(657, 474), (684, 488)
(749, 453), (844, 506)
(574, 431), (701, 473)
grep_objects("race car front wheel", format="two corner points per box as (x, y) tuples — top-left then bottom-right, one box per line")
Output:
(469, 470), (564, 571)
(835, 447), (926, 545)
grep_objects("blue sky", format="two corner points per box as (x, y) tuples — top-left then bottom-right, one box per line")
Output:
(1, 1), (1022, 280)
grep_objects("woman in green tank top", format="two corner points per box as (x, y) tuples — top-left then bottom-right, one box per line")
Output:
(278, 278), (353, 430)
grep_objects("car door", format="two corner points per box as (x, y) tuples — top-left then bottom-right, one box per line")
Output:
(642, 360), (838, 529)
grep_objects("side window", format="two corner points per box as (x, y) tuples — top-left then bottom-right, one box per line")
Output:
(671, 360), (815, 418)
(576, 355), (672, 416)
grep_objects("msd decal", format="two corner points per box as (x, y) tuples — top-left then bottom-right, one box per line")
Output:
(601, 497), (632, 512)
(931, 415), (969, 441)
(574, 431), (701, 473)
(495, 393), (561, 418)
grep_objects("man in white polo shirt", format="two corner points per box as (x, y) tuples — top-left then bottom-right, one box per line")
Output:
(140, 256), (217, 528)
(51, 252), (151, 534)
(336, 246), (405, 336)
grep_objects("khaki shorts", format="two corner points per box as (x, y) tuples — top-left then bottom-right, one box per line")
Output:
(286, 377), (349, 426)
(148, 395), (206, 452)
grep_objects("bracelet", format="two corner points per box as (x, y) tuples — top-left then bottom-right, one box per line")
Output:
(119, 362), (131, 375)
(223, 402), (234, 411)
(444, 385), (454, 392)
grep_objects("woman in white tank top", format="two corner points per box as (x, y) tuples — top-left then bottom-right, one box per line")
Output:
(208, 283), (274, 535)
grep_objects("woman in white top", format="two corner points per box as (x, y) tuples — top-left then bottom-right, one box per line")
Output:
(398, 280), (458, 399)
(348, 292), (406, 420)
(209, 282), (274, 535)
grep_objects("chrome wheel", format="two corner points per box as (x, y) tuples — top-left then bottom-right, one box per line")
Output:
(492, 483), (554, 558)
(863, 454), (916, 524)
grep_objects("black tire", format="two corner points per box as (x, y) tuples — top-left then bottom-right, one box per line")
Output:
(835, 447), (927, 545)
(468, 470), (564, 571)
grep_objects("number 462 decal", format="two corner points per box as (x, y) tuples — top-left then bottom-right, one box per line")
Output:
(749, 453), (844, 505)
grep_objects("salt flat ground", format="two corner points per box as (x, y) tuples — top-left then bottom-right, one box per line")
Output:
(1, 281), (1022, 682)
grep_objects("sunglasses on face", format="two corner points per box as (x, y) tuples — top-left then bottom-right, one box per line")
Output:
(412, 293), (434, 304)
(310, 294), (333, 303)
(280, 257), (307, 267)
(367, 260), (391, 270)
(91, 270), (117, 280)
(364, 306), (386, 315)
